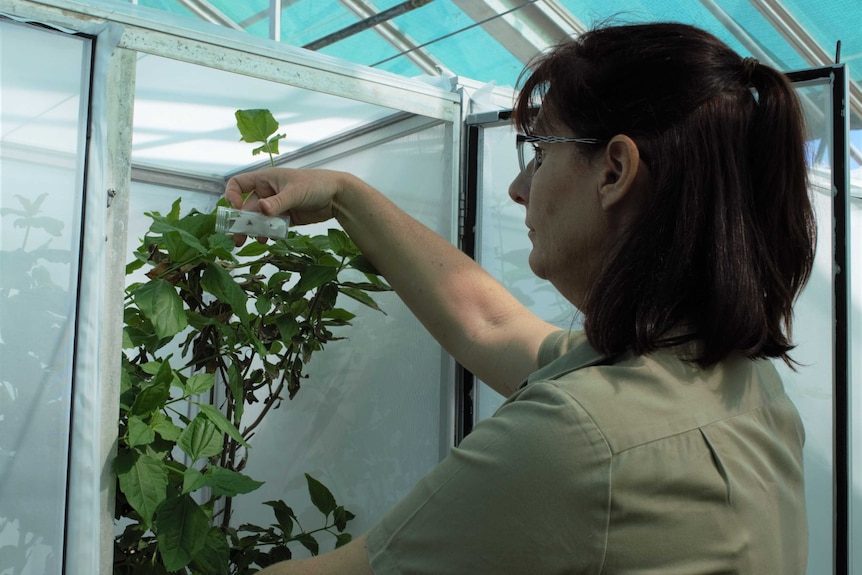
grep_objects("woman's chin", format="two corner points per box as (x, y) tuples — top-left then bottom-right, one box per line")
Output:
(527, 253), (546, 280)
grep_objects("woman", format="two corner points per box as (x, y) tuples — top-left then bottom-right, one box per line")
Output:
(227, 22), (814, 575)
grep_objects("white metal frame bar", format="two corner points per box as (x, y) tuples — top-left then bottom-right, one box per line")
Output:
(175, 0), (243, 31)
(450, 0), (586, 65)
(269, 0), (280, 41)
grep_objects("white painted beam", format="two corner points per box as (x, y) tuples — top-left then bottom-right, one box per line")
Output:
(450, 0), (586, 64)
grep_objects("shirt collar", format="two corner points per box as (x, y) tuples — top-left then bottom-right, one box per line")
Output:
(524, 332), (618, 387)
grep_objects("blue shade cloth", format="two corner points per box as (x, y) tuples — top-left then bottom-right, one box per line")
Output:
(783, 0), (860, 67)
(113, 0), (862, 84)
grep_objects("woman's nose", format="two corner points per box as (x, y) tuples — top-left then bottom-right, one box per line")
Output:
(508, 169), (530, 206)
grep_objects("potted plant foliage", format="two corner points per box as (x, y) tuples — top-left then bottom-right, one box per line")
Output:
(113, 110), (388, 574)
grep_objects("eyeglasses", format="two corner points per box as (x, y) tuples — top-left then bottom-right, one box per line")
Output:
(516, 134), (603, 175)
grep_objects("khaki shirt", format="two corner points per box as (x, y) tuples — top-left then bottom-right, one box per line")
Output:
(367, 331), (808, 574)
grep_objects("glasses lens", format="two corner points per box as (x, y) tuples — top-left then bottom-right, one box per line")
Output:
(517, 139), (532, 174)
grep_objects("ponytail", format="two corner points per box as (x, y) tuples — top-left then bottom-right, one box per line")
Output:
(744, 61), (816, 361)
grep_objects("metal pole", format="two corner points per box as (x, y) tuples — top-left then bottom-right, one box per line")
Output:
(270, 0), (281, 41)
(303, 0), (433, 51)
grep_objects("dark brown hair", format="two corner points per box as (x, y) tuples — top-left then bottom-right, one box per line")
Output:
(513, 22), (816, 367)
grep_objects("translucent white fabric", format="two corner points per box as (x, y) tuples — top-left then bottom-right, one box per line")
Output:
(0, 19), (90, 575)
(224, 124), (455, 543)
(473, 122), (582, 422)
(124, 108), (455, 550)
(851, 196), (862, 575)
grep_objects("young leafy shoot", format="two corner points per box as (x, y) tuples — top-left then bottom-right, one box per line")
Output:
(235, 109), (286, 166)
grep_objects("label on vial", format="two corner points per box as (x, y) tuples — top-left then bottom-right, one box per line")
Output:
(216, 206), (290, 239)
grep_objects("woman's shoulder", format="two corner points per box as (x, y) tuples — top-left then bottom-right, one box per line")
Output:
(521, 334), (797, 453)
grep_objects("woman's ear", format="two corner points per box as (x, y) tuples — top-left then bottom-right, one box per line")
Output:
(598, 135), (647, 212)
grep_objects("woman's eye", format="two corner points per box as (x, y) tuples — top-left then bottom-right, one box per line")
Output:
(533, 145), (545, 168)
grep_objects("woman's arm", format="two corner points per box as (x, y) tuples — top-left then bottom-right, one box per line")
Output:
(254, 535), (373, 575)
(225, 168), (556, 397)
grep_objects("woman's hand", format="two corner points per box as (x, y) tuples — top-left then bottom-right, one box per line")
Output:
(224, 168), (355, 244)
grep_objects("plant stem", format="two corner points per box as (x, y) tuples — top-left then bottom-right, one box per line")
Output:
(241, 369), (288, 439)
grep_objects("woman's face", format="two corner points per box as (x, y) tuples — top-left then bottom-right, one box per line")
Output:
(508, 119), (613, 308)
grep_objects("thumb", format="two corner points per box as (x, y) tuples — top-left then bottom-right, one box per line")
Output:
(259, 195), (286, 216)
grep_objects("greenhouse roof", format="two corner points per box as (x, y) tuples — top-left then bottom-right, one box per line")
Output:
(98, 0), (861, 168)
(113, 0), (859, 89)
(115, 0), (860, 106)
(9, 0), (861, 178)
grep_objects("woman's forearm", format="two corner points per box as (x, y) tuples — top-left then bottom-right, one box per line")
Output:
(331, 173), (554, 396)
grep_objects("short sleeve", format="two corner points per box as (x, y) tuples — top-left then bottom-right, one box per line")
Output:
(538, 330), (590, 368)
(366, 381), (612, 575)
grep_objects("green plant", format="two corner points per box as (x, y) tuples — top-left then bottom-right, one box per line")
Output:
(113, 110), (388, 574)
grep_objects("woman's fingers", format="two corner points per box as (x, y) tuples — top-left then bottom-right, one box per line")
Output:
(223, 169), (346, 243)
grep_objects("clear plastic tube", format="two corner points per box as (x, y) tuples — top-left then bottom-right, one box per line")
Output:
(215, 206), (290, 240)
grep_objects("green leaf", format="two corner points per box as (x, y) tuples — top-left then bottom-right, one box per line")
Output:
(268, 271), (292, 288)
(190, 527), (230, 575)
(186, 309), (220, 330)
(150, 412), (182, 442)
(252, 134), (286, 157)
(196, 403), (250, 448)
(338, 286), (384, 313)
(264, 500), (295, 536)
(236, 109), (279, 144)
(207, 231), (237, 259)
(255, 294), (272, 315)
(182, 467), (207, 494)
(291, 264), (338, 296)
(123, 322), (166, 353)
(268, 133), (286, 153)
(295, 533), (319, 556)
(327, 229), (353, 256)
(340, 280), (391, 292)
(332, 505), (355, 532)
(154, 494), (210, 572)
(236, 241), (270, 257)
(177, 413), (222, 461)
(347, 254), (382, 276)
(132, 279), (188, 339)
(161, 231), (201, 265)
(264, 545), (293, 566)
(276, 315), (300, 342)
(140, 361), (163, 375)
(114, 451), (168, 529)
(318, 282), (339, 309)
(305, 474), (337, 516)
(128, 415), (156, 447)
(225, 361), (245, 422)
(202, 466), (264, 497)
(323, 308), (356, 322)
(129, 362), (172, 416)
(185, 372), (215, 396)
(121, 327), (135, 349)
(335, 533), (353, 548)
(245, 327), (269, 361)
(166, 198), (182, 221)
(149, 220), (209, 256)
(201, 262), (249, 323)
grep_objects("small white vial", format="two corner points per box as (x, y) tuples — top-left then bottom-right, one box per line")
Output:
(216, 206), (290, 240)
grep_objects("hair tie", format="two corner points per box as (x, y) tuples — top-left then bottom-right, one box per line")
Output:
(741, 57), (759, 83)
